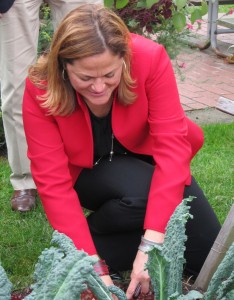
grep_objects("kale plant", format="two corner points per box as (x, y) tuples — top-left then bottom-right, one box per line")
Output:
(0, 262), (12, 300)
(147, 197), (203, 300)
(24, 231), (126, 300)
(204, 241), (234, 300)
(146, 197), (234, 299)
(0, 197), (233, 299)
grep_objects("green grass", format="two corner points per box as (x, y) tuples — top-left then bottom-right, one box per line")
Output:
(191, 122), (234, 224)
(0, 158), (53, 291)
(0, 122), (233, 292)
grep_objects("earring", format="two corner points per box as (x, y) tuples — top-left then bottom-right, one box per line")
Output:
(62, 69), (66, 81)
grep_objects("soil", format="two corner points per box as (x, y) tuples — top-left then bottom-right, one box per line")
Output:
(11, 288), (32, 300)
(9, 277), (198, 300)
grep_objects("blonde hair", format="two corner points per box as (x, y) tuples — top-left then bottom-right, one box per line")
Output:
(29, 4), (136, 116)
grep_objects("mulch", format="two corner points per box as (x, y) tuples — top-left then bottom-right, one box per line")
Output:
(11, 288), (32, 300)
(10, 286), (155, 300)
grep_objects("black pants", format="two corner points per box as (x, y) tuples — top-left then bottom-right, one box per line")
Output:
(74, 155), (221, 276)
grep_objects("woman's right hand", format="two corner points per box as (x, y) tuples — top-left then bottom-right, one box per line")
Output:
(126, 250), (150, 299)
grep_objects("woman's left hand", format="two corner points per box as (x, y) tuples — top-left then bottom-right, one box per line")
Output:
(126, 250), (150, 299)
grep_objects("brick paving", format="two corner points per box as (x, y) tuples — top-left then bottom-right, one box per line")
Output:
(173, 15), (234, 112)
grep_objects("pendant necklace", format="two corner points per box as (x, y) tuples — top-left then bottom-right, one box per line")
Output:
(94, 133), (114, 166)
(109, 133), (114, 161)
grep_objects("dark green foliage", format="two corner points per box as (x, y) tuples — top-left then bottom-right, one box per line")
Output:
(105, 0), (208, 59)
(38, 4), (53, 54)
(111, 0), (188, 58)
(24, 231), (127, 300)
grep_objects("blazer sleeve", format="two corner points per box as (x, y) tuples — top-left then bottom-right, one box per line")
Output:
(143, 43), (203, 232)
(23, 78), (97, 255)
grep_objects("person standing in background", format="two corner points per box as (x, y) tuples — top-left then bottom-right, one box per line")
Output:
(0, 0), (103, 212)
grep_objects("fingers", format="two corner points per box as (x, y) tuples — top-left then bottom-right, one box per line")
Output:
(133, 283), (141, 299)
(126, 267), (150, 299)
(126, 280), (150, 299)
(126, 279), (139, 299)
(125, 250), (151, 298)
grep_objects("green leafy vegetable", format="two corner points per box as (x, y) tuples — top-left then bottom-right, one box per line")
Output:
(0, 263), (12, 300)
(204, 242), (234, 300)
(24, 231), (127, 300)
(147, 197), (203, 300)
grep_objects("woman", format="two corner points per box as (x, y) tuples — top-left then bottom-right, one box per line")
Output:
(23, 4), (221, 299)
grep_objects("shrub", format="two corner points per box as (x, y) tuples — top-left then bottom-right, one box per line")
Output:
(105, 0), (208, 58)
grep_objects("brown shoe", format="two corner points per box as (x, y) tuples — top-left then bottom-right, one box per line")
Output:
(11, 189), (37, 212)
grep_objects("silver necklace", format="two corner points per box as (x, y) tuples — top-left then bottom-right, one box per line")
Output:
(109, 133), (114, 161)
(94, 133), (114, 166)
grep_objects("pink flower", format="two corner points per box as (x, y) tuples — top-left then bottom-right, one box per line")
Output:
(229, 8), (234, 15)
(196, 19), (204, 24)
(187, 23), (193, 30)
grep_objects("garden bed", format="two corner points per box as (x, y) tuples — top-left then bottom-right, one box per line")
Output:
(11, 288), (31, 300)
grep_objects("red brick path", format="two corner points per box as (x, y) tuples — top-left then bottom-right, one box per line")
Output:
(172, 17), (234, 111)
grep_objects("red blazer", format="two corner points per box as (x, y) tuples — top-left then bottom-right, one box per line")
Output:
(23, 33), (204, 255)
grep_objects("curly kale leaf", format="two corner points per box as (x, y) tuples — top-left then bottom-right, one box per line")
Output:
(216, 269), (234, 300)
(147, 246), (169, 300)
(147, 197), (195, 300)
(170, 290), (203, 299)
(108, 285), (128, 299)
(163, 197), (194, 296)
(0, 262), (12, 300)
(205, 242), (234, 300)
(224, 289), (234, 300)
(24, 231), (126, 300)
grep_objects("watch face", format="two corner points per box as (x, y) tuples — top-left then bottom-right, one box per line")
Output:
(0, 0), (15, 13)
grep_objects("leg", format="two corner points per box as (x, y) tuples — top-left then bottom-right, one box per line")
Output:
(184, 177), (221, 276)
(48, 0), (104, 30)
(0, 0), (42, 210)
(75, 155), (154, 270)
(75, 157), (220, 273)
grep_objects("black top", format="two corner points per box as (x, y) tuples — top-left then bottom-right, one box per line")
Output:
(89, 108), (153, 165)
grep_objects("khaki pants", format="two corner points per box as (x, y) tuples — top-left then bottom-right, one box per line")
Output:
(0, 0), (103, 190)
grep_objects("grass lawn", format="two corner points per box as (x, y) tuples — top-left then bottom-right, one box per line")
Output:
(191, 122), (234, 224)
(0, 122), (233, 292)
